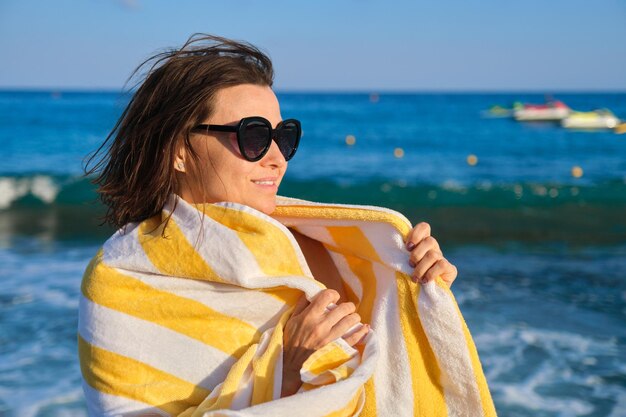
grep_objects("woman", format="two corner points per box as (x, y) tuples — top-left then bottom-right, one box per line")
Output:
(81, 34), (493, 417)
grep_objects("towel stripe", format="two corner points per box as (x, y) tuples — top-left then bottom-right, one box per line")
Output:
(304, 342), (355, 376)
(418, 280), (485, 416)
(251, 309), (292, 405)
(79, 335), (211, 415)
(325, 227), (380, 416)
(445, 282), (497, 417)
(102, 227), (160, 275)
(202, 204), (309, 278)
(201, 342), (260, 411)
(364, 265), (414, 416)
(326, 226), (382, 265)
(273, 203), (412, 236)
(79, 296), (235, 389)
(82, 382), (169, 417)
(82, 262), (260, 358)
(114, 268), (292, 332)
(168, 203), (267, 285)
(323, 386), (365, 417)
(138, 215), (228, 283)
(325, 226), (380, 324)
(360, 222), (413, 270)
(396, 272), (447, 416)
(326, 248), (363, 303)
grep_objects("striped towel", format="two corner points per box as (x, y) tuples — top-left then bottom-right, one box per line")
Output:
(79, 194), (496, 416)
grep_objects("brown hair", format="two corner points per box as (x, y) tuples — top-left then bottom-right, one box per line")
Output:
(84, 33), (274, 228)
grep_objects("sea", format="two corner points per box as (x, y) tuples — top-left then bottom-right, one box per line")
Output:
(0, 90), (625, 417)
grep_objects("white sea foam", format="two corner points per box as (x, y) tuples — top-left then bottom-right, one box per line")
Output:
(31, 175), (59, 203)
(441, 179), (467, 192)
(454, 286), (482, 305)
(498, 361), (594, 415)
(0, 177), (29, 209)
(476, 180), (493, 191)
(474, 325), (623, 416)
(0, 175), (60, 209)
(10, 388), (87, 417)
(41, 288), (80, 309)
(607, 392), (626, 417)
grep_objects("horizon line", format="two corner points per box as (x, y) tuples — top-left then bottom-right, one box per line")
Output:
(1, 87), (626, 95)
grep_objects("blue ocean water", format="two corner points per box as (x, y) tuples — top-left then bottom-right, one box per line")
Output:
(0, 91), (625, 416)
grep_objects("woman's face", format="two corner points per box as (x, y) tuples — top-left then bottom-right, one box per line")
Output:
(177, 84), (287, 215)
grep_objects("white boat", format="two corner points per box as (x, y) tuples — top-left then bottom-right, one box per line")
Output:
(514, 100), (570, 121)
(561, 109), (620, 130)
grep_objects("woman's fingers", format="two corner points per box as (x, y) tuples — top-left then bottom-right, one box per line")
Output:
(342, 323), (370, 346)
(405, 223), (458, 287)
(411, 249), (443, 282)
(329, 312), (361, 341)
(324, 301), (356, 325)
(408, 236), (441, 267)
(405, 222), (431, 251)
(306, 289), (340, 315)
(286, 289), (370, 352)
(291, 294), (310, 316)
(422, 258), (458, 286)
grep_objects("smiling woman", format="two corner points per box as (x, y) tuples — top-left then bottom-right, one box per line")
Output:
(85, 34), (281, 226)
(177, 84), (296, 215)
(80, 34), (495, 417)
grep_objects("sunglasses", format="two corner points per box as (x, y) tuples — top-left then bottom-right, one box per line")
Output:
(191, 116), (301, 162)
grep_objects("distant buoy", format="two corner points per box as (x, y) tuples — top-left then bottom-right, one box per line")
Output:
(467, 154), (478, 166)
(571, 166), (583, 178)
(369, 93), (379, 103)
(345, 135), (356, 146)
(394, 148), (404, 158)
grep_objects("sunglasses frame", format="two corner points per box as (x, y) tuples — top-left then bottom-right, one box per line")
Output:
(191, 116), (301, 162)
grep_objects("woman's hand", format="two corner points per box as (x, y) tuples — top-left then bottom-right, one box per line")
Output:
(405, 222), (458, 287)
(281, 289), (369, 397)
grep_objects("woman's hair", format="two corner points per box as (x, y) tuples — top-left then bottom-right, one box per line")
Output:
(85, 33), (274, 228)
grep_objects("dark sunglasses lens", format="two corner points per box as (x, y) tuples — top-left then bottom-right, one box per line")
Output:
(275, 121), (300, 160)
(241, 121), (271, 160)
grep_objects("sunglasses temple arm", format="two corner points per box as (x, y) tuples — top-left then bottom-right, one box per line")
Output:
(191, 124), (238, 133)
(208, 125), (238, 132)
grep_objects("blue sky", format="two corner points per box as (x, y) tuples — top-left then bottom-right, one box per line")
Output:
(1, 0), (625, 91)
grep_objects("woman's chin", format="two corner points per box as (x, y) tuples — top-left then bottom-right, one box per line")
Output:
(253, 197), (277, 215)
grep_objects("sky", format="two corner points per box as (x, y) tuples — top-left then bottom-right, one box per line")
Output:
(1, 0), (625, 91)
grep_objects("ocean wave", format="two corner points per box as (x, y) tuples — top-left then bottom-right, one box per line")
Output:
(1, 173), (625, 243)
(473, 326), (622, 417)
(0, 174), (97, 209)
(1, 173), (625, 208)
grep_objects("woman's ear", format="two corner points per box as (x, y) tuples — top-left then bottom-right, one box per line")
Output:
(174, 144), (187, 173)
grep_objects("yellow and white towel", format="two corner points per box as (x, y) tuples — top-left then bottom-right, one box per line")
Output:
(79, 194), (496, 416)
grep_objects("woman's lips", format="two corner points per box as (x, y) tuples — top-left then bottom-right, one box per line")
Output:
(251, 178), (279, 190)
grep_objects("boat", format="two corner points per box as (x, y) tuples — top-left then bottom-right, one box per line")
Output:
(615, 122), (626, 134)
(481, 102), (522, 118)
(514, 100), (570, 121)
(561, 109), (620, 130)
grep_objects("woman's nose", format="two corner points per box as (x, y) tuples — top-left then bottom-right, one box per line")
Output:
(260, 139), (287, 167)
